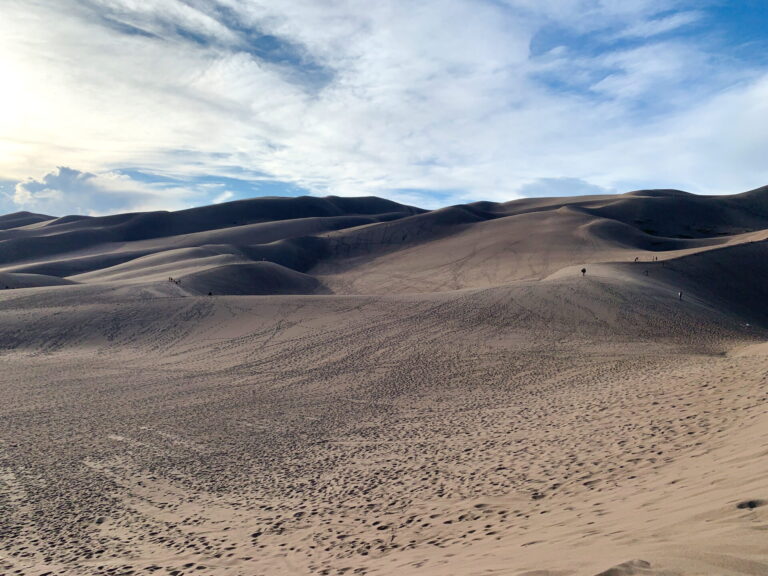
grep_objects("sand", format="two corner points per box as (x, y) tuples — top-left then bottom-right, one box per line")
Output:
(1, 189), (768, 575)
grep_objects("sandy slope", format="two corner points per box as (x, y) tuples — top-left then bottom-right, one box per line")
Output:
(1, 189), (768, 576)
(3, 188), (768, 295)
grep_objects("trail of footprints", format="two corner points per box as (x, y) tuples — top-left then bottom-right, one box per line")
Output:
(0, 290), (766, 575)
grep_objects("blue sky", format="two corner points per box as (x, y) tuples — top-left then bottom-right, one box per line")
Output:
(0, 0), (767, 215)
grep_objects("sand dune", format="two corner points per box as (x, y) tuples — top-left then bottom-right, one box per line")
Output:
(181, 262), (324, 296)
(0, 195), (418, 268)
(71, 246), (248, 284)
(3, 189), (767, 297)
(4, 195), (420, 240)
(582, 189), (768, 238)
(0, 211), (55, 231)
(1, 188), (768, 576)
(0, 271), (76, 289)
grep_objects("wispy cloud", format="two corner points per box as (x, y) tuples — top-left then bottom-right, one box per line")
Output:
(212, 190), (235, 204)
(1, 0), (767, 214)
(618, 10), (702, 39)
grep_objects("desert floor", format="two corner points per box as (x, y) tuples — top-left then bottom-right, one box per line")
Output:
(1, 272), (767, 576)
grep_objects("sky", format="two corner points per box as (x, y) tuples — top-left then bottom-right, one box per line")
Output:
(1, 0), (767, 216)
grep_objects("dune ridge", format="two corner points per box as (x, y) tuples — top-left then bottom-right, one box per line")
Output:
(2, 188), (768, 301)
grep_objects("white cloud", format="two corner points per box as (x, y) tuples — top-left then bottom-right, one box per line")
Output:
(212, 190), (234, 204)
(602, 74), (768, 194)
(12, 167), (199, 216)
(0, 0), (766, 215)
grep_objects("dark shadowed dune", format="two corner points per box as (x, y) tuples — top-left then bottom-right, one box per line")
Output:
(0, 229), (108, 265)
(0, 211), (55, 231)
(582, 188), (768, 238)
(610, 239), (768, 326)
(0, 196), (421, 271)
(0, 271), (76, 289)
(180, 261), (324, 295)
(320, 204), (495, 261)
(8, 195), (421, 240)
(239, 236), (329, 273)
(578, 218), (719, 252)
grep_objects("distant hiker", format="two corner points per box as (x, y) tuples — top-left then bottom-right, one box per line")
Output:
(634, 256), (639, 262)
(678, 291), (683, 301)
(581, 268), (586, 277)
(208, 291), (213, 296)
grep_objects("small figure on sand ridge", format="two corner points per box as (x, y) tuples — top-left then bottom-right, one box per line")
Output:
(581, 268), (586, 277)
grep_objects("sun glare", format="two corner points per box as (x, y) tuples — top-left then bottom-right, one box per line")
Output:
(0, 56), (32, 131)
